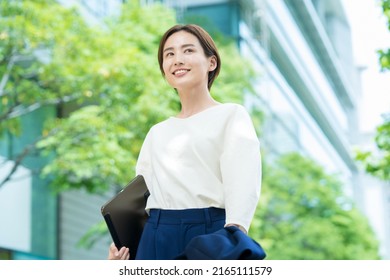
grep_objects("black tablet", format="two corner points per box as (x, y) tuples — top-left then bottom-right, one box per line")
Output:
(101, 175), (149, 260)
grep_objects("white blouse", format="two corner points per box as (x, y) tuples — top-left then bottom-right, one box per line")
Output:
(135, 103), (261, 232)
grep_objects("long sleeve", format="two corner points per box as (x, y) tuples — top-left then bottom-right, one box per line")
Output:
(220, 105), (262, 232)
(135, 129), (153, 186)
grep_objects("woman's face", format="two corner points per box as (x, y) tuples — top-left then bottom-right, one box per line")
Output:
(162, 31), (216, 92)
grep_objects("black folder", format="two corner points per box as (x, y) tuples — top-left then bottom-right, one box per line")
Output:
(101, 175), (149, 259)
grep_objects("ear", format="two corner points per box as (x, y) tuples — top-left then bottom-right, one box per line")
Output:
(208, 56), (217, 72)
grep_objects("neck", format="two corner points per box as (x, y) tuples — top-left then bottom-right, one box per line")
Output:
(176, 86), (219, 118)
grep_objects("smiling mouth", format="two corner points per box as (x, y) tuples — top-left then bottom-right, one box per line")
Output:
(173, 69), (190, 75)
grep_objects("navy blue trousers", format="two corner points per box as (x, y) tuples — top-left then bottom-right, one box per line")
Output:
(135, 207), (226, 260)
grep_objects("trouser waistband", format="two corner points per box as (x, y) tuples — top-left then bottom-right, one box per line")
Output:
(148, 207), (226, 227)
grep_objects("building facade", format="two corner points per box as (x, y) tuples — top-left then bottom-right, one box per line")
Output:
(1, 0), (389, 259)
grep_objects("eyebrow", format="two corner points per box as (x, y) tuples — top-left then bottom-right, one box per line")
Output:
(163, 43), (196, 53)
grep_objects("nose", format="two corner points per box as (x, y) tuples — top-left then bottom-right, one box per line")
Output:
(173, 53), (184, 66)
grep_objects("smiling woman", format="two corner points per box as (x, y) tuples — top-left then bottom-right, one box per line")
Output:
(107, 24), (263, 260)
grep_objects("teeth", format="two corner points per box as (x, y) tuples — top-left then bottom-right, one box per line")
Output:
(174, 69), (188, 75)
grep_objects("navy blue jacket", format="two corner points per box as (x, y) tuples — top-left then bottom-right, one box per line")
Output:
(175, 226), (266, 260)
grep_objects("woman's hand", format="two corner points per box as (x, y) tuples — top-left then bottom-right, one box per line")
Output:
(107, 242), (130, 260)
(225, 223), (247, 234)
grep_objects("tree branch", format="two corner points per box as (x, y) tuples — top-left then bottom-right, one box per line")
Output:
(0, 142), (37, 188)
(0, 128), (59, 189)
(0, 52), (17, 98)
(0, 94), (79, 122)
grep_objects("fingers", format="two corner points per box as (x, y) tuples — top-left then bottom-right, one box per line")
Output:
(108, 242), (130, 260)
(118, 246), (130, 260)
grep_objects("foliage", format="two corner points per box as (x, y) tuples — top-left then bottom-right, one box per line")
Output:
(355, 114), (390, 181)
(250, 153), (380, 260)
(379, 0), (390, 70)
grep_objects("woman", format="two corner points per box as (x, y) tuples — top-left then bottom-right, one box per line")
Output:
(108, 24), (261, 260)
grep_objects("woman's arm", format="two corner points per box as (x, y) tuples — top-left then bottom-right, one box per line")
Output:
(221, 105), (262, 233)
